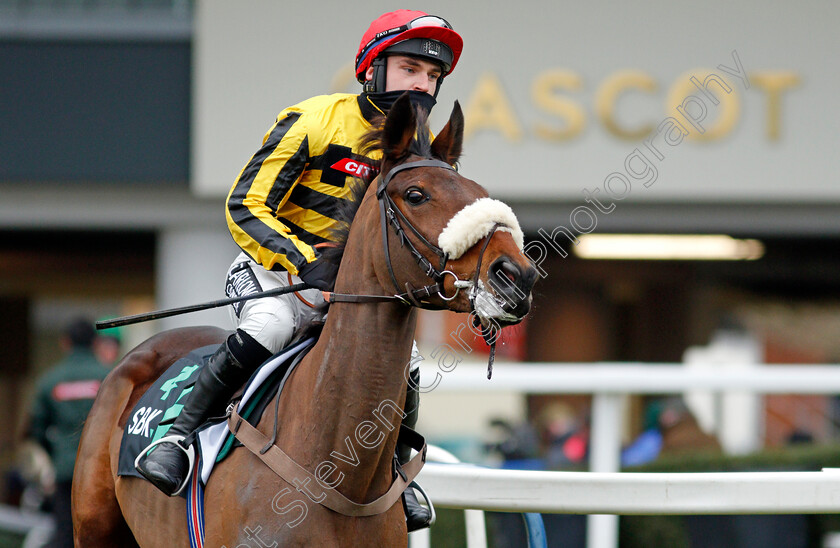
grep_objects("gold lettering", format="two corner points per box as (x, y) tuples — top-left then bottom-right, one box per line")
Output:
(667, 70), (740, 141)
(532, 70), (586, 141)
(595, 70), (657, 141)
(750, 72), (800, 141)
(463, 72), (523, 142)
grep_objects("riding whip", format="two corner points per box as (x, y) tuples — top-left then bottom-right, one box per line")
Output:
(95, 283), (313, 330)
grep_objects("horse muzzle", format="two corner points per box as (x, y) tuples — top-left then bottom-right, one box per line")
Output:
(472, 256), (537, 327)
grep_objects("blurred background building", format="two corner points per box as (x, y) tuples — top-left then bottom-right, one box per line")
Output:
(1, 0), (840, 514)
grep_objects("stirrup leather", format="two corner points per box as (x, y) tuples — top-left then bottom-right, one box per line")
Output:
(134, 435), (196, 497)
(408, 480), (436, 527)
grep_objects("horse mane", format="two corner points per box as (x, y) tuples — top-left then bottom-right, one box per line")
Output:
(319, 177), (368, 268)
(321, 105), (435, 268)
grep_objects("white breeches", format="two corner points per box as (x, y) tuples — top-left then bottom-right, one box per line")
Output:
(225, 252), (326, 354)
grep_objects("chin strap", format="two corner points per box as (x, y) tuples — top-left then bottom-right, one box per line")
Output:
(364, 57), (388, 94)
(364, 57), (444, 100)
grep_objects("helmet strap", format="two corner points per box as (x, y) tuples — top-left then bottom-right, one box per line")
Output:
(364, 56), (388, 94)
(432, 76), (444, 99)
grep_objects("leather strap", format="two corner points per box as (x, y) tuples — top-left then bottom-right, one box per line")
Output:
(227, 405), (427, 517)
(376, 159), (454, 196)
(470, 223), (501, 379)
(322, 284), (441, 306)
(380, 196), (403, 293)
(377, 159), (454, 293)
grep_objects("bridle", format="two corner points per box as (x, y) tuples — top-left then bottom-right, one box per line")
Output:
(324, 158), (477, 308)
(378, 159), (463, 306)
(323, 157), (504, 377)
(97, 158), (509, 376)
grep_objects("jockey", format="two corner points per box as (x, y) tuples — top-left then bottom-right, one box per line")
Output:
(136, 9), (463, 533)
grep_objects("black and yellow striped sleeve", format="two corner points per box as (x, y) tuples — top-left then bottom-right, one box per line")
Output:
(226, 111), (318, 274)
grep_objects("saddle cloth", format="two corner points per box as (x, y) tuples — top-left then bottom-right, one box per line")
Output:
(117, 337), (315, 488)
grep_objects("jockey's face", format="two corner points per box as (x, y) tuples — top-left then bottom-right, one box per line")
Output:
(366, 55), (442, 96)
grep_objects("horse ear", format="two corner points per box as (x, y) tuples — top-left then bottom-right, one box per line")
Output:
(382, 92), (416, 161)
(430, 101), (464, 165)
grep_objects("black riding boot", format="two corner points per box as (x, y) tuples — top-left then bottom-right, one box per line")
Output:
(399, 367), (434, 533)
(136, 332), (259, 496)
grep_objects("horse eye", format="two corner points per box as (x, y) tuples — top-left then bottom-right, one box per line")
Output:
(404, 188), (429, 206)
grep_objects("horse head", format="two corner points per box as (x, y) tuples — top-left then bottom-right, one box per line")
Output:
(338, 93), (537, 329)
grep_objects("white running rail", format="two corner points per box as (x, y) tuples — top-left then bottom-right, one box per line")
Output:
(418, 363), (840, 548)
(409, 445), (488, 548)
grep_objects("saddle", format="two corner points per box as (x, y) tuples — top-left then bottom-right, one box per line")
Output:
(117, 336), (427, 514)
(117, 337), (315, 489)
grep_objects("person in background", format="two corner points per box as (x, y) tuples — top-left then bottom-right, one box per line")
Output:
(539, 403), (589, 469)
(93, 322), (122, 367)
(622, 397), (721, 467)
(26, 317), (109, 548)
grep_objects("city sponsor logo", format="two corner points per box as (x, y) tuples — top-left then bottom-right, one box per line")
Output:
(330, 158), (376, 179)
(127, 406), (163, 437)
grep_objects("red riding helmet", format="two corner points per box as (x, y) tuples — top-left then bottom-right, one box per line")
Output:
(355, 10), (463, 86)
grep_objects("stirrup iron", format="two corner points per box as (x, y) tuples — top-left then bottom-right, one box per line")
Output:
(408, 480), (436, 527)
(134, 435), (196, 497)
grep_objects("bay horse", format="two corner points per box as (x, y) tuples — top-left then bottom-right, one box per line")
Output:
(72, 93), (537, 547)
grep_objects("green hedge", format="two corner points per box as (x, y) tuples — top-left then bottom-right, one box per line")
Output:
(627, 443), (840, 473)
(0, 530), (25, 548)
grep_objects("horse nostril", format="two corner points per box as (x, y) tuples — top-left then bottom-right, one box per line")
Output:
(490, 258), (520, 286)
(521, 263), (538, 287)
(487, 257), (533, 316)
(498, 261), (519, 284)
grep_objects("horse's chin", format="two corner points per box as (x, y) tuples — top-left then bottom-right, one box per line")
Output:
(471, 286), (532, 328)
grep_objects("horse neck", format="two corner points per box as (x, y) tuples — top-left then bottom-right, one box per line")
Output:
(282, 237), (418, 502)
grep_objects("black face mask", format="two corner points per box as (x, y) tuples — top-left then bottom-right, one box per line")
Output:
(364, 90), (437, 116)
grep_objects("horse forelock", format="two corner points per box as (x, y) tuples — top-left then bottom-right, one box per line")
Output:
(358, 105), (435, 162)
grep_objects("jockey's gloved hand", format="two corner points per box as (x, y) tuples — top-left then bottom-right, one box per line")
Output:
(298, 259), (338, 291)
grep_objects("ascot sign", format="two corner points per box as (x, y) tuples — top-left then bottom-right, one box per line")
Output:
(330, 58), (799, 144)
(459, 65), (799, 143)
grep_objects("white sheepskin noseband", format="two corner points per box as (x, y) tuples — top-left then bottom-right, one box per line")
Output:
(438, 198), (525, 259)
